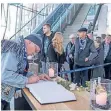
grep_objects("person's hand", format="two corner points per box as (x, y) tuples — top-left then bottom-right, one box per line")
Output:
(15, 90), (22, 99)
(85, 58), (89, 62)
(39, 74), (51, 81)
(69, 54), (73, 58)
(28, 74), (40, 84)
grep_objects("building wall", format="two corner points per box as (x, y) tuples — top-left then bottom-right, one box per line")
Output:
(97, 5), (108, 36)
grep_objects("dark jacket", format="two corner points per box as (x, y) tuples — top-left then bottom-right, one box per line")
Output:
(41, 32), (55, 61)
(47, 44), (66, 64)
(102, 42), (111, 63)
(65, 42), (75, 63)
(74, 37), (98, 66)
(92, 44), (105, 78)
(91, 44), (104, 65)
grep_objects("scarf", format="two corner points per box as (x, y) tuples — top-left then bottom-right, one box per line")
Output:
(79, 38), (87, 50)
(1, 36), (27, 73)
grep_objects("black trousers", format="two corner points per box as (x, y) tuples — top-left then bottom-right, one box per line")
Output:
(88, 69), (92, 81)
(104, 64), (111, 79)
(74, 65), (88, 87)
(69, 61), (74, 82)
(1, 100), (10, 110)
(14, 94), (32, 110)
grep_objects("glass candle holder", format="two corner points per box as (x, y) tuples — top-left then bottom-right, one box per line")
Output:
(29, 63), (38, 74)
(46, 62), (58, 78)
(90, 78), (111, 110)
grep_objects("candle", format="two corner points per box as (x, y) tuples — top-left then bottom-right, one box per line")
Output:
(48, 68), (54, 77)
(96, 92), (107, 105)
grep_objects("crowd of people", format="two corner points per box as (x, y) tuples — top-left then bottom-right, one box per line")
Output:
(1, 23), (111, 110)
(40, 23), (111, 87)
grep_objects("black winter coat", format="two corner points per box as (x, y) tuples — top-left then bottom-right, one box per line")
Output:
(102, 42), (111, 63)
(47, 43), (66, 64)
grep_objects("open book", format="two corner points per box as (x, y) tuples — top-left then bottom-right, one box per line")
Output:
(26, 80), (76, 104)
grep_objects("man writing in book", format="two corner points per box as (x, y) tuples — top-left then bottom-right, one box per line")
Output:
(1, 33), (51, 110)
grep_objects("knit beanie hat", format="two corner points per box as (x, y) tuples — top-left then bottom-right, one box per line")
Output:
(25, 33), (42, 49)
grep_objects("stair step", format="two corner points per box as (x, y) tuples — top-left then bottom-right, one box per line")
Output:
(63, 4), (91, 44)
(65, 26), (82, 30)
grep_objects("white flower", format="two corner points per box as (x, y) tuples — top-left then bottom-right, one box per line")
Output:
(69, 83), (77, 91)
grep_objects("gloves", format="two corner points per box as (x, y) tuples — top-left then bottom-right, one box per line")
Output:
(14, 89), (22, 99)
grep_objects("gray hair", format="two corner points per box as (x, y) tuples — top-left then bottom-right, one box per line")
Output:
(69, 34), (75, 39)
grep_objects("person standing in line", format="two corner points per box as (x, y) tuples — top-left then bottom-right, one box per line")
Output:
(65, 34), (75, 82)
(47, 32), (66, 76)
(102, 35), (111, 79)
(91, 40), (105, 78)
(96, 36), (102, 44)
(87, 32), (93, 40)
(74, 28), (97, 87)
(87, 32), (93, 80)
(41, 23), (55, 73)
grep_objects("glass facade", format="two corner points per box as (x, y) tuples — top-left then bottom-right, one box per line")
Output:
(1, 3), (58, 39)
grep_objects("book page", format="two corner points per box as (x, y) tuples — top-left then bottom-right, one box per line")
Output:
(26, 81), (76, 104)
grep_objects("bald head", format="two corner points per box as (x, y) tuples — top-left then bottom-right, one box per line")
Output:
(69, 34), (75, 44)
(69, 34), (74, 39)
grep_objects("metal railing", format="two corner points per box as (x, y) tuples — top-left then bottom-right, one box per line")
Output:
(32, 4), (71, 34)
(80, 4), (94, 28)
(81, 4), (103, 34)
(9, 4), (54, 39)
(52, 4), (83, 32)
(5, 4), (83, 39)
(92, 4), (103, 32)
(1, 4), (59, 40)
(59, 63), (111, 75)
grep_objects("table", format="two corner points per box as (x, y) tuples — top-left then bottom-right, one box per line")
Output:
(21, 77), (90, 110)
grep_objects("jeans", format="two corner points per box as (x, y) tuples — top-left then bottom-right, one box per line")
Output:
(74, 65), (88, 87)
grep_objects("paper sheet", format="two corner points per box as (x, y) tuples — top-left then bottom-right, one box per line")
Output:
(26, 81), (76, 104)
